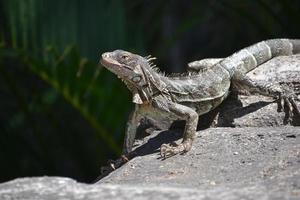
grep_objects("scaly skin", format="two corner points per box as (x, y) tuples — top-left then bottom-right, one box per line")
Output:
(100, 39), (300, 158)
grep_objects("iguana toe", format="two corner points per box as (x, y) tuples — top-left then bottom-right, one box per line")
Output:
(279, 94), (300, 123)
(290, 96), (300, 116)
(160, 141), (192, 158)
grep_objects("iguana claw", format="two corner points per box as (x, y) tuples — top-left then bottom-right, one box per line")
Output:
(277, 86), (300, 123)
(160, 141), (192, 158)
(290, 96), (300, 115)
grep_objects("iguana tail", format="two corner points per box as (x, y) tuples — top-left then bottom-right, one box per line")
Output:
(219, 39), (300, 77)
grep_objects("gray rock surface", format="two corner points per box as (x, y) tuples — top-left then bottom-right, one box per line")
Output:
(1, 127), (300, 200)
(211, 55), (300, 127)
(98, 127), (300, 200)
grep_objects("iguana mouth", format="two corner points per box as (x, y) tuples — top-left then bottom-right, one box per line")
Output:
(100, 53), (121, 68)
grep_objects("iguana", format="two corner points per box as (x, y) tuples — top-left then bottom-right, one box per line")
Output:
(100, 39), (300, 158)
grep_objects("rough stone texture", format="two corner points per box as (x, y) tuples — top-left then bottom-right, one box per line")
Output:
(0, 177), (209, 200)
(213, 55), (300, 127)
(98, 127), (300, 200)
(1, 127), (300, 200)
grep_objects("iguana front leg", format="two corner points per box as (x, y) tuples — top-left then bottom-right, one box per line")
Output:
(123, 105), (143, 154)
(232, 73), (300, 121)
(160, 102), (198, 158)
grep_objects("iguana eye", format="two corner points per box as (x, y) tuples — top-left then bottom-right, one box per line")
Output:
(121, 55), (129, 60)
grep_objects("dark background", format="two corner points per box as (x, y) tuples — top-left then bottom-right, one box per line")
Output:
(0, 0), (299, 183)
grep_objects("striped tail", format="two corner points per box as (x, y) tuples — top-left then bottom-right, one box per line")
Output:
(218, 39), (300, 77)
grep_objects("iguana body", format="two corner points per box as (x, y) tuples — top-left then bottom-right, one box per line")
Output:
(100, 39), (300, 157)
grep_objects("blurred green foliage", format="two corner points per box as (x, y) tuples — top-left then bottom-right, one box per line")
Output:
(0, 0), (299, 182)
(0, 0), (135, 182)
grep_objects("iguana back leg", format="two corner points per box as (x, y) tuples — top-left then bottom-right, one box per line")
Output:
(187, 58), (223, 72)
(160, 102), (198, 158)
(232, 73), (300, 122)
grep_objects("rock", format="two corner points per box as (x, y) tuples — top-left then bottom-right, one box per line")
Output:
(99, 127), (300, 199)
(0, 177), (291, 200)
(212, 55), (300, 127)
(1, 127), (300, 199)
(0, 177), (208, 200)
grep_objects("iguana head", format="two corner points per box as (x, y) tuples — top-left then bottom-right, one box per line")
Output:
(100, 50), (157, 104)
(101, 50), (151, 86)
